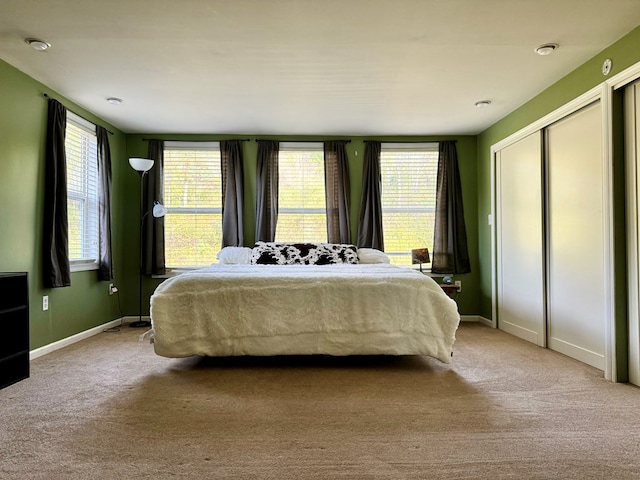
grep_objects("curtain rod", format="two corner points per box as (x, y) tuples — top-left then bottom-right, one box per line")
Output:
(255, 139), (352, 143)
(142, 138), (251, 142)
(43, 93), (114, 135)
(363, 139), (456, 143)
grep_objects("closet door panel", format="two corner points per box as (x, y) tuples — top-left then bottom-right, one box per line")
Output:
(625, 81), (640, 386)
(496, 131), (545, 345)
(546, 101), (605, 370)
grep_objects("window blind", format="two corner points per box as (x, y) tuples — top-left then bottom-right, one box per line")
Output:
(275, 142), (327, 242)
(163, 142), (222, 268)
(380, 143), (438, 266)
(65, 112), (98, 264)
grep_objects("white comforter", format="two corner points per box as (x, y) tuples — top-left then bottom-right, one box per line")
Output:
(150, 263), (460, 363)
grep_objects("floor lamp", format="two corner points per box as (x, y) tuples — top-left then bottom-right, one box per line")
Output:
(129, 157), (157, 328)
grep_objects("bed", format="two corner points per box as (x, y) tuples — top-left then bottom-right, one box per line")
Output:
(149, 243), (460, 364)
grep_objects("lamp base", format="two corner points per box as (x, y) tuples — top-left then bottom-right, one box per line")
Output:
(130, 320), (151, 328)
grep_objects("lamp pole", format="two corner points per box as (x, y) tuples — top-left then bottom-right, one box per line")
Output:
(130, 169), (151, 328)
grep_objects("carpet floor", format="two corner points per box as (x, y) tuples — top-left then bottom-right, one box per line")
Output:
(0, 322), (639, 479)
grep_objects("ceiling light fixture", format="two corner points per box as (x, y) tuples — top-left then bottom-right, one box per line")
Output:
(475, 100), (491, 108)
(25, 38), (51, 51)
(106, 97), (123, 105)
(534, 43), (559, 56)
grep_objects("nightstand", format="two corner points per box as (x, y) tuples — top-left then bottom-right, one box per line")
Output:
(439, 284), (460, 299)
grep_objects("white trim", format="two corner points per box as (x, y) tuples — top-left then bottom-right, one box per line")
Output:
(381, 142), (438, 151)
(601, 84), (615, 381)
(491, 85), (602, 153)
(499, 320), (542, 345)
(460, 315), (493, 327)
(29, 317), (131, 360)
(547, 337), (605, 371)
(608, 61), (640, 91)
(164, 141), (219, 149)
(279, 141), (323, 151)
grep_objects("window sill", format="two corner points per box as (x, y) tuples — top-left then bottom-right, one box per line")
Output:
(70, 262), (99, 273)
(151, 267), (201, 279)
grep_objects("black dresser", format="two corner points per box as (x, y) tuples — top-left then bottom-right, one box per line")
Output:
(0, 272), (29, 389)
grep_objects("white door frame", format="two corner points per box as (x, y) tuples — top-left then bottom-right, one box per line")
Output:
(490, 84), (615, 380)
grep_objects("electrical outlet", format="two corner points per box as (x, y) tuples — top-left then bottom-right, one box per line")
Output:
(454, 280), (462, 292)
(42, 295), (49, 311)
(109, 283), (118, 295)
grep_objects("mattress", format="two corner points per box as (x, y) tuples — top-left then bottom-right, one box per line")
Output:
(150, 263), (460, 363)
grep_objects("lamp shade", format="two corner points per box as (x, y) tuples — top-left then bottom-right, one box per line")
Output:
(129, 157), (154, 172)
(152, 202), (168, 218)
(411, 248), (430, 265)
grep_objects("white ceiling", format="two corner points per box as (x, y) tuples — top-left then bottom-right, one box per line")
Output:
(1, 0), (639, 135)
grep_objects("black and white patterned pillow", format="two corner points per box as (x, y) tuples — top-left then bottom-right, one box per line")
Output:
(250, 242), (359, 265)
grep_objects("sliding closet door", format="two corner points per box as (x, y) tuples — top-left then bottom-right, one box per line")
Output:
(625, 81), (640, 386)
(496, 131), (545, 345)
(546, 101), (605, 370)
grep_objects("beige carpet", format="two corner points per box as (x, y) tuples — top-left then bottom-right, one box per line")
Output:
(1, 322), (639, 479)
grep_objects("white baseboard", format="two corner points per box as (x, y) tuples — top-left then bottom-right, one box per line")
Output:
(29, 316), (149, 360)
(460, 315), (494, 327)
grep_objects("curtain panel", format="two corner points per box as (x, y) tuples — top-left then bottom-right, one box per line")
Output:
(255, 140), (279, 242)
(220, 140), (245, 247)
(96, 126), (114, 280)
(142, 139), (166, 275)
(431, 141), (471, 274)
(43, 98), (71, 288)
(324, 141), (351, 244)
(356, 141), (384, 250)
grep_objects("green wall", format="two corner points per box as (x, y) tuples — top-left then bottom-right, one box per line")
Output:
(476, 26), (640, 319)
(13, 25), (640, 350)
(127, 134), (480, 316)
(0, 58), (128, 349)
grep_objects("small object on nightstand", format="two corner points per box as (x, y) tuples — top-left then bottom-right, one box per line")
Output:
(411, 248), (430, 273)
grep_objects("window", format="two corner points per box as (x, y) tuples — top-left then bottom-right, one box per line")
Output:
(275, 142), (327, 242)
(380, 143), (439, 266)
(65, 112), (99, 270)
(163, 142), (222, 269)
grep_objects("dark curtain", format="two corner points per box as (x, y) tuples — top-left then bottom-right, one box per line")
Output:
(220, 140), (245, 247)
(255, 140), (279, 242)
(431, 141), (471, 274)
(43, 98), (71, 288)
(356, 141), (384, 250)
(324, 141), (351, 244)
(142, 140), (165, 275)
(96, 126), (114, 280)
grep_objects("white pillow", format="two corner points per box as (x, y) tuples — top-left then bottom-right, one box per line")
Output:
(357, 248), (390, 264)
(216, 246), (253, 264)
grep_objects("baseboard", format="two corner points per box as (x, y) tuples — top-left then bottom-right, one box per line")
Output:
(461, 315), (494, 327)
(29, 316), (142, 360)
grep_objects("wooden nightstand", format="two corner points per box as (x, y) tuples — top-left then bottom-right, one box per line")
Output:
(439, 284), (460, 299)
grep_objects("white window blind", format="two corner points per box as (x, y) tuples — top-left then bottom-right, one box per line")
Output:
(65, 112), (99, 266)
(380, 143), (439, 266)
(275, 142), (327, 242)
(163, 141), (222, 268)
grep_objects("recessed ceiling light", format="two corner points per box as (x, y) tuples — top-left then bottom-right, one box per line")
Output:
(475, 100), (491, 108)
(534, 43), (559, 56)
(25, 38), (51, 51)
(106, 97), (123, 105)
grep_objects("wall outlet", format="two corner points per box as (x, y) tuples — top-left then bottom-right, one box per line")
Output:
(454, 280), (462, 292)
(109, 283), (118, 295)
(42, 295), (49, 311)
